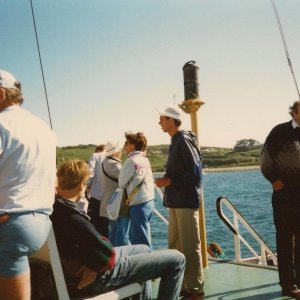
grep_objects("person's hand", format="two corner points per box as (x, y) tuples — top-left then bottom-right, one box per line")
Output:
(0, 213), (10, 224)
(272, 179), (284, 191)
(154, 177), (171, 187)
(76, 265), (98, 289)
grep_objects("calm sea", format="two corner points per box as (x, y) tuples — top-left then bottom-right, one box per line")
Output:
(151, 169), (275, 259)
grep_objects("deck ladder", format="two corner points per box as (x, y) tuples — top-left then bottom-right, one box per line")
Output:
(216, 196), (277, 267)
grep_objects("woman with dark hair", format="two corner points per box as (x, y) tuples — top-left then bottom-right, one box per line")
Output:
(119, 132), (155, 248)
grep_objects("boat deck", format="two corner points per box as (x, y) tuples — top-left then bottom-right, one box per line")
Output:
(152, 260), (292, 300)
(202, 260), (290, 300)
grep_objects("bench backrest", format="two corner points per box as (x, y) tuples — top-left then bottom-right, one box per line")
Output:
(32, 226), (142, 300)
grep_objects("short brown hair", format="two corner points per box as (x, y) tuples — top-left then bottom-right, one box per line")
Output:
(57, 159), (89, 190)
(95, 144), (105, 153)
(125, 131), (147, 151)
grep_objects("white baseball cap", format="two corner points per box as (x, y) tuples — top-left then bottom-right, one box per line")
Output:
(105, 141), (122, 157)
(0, 69), (19, 89)
(158, 106), (181, 120)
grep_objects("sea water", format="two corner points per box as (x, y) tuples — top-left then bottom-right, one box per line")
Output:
(151, 169), (275, 259)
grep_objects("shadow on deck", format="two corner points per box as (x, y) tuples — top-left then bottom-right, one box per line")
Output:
(152, 260), (292, 300)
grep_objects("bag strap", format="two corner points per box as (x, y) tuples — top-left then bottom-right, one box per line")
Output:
(102, 163), (118, 183)
(125, 181), (143, 206)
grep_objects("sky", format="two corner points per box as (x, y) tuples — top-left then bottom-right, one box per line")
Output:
(1, 0), (300, 148)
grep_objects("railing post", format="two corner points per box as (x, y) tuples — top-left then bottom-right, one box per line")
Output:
(260, 244), (267, 266)
(233, 214), (241, 262)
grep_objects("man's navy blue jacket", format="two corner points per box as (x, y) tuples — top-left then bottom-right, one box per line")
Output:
(163, 130), (202, 209)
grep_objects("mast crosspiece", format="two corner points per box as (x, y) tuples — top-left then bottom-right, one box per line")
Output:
(179, 99), (205, 114)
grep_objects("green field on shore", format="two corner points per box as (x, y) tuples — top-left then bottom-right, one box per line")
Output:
(57, 144), (262, 172)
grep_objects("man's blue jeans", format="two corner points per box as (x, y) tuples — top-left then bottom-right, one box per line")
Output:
(80, 245), (185, 300)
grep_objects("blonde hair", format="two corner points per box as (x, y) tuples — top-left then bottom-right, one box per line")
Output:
(57, 159), (89, 190)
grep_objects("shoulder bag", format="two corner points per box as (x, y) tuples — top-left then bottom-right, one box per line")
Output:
(107, 187), (127, 221)
(107, 181), (144, 221)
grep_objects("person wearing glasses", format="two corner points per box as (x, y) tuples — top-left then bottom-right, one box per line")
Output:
(119, 132), (155, 248)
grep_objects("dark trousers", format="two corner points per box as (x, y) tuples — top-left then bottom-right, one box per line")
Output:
(87, 198), (108, 238)
(272, 189), (300, 288)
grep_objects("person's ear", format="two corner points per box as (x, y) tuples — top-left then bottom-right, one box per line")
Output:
(80, 180), (88, 191)
(79, 182), (85, 190)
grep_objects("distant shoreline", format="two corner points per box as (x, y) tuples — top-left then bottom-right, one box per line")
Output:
(203, 165), (260, 173)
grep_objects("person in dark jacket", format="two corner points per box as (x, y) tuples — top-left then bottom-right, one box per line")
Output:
(51, 159), (186, 300)
(155, 106), (204, 300)
(261, 100), (300, 299)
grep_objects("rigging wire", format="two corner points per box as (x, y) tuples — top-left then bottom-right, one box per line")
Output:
(271, 0), (300, 99)
(29, 0), (53, 129)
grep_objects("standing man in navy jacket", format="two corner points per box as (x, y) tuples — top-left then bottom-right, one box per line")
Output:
(155, 106), (204, 300)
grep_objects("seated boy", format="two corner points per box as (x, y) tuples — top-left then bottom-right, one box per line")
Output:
(51, 159), (185, 300)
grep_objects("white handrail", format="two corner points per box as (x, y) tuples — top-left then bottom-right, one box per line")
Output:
(153, 186), (169, 225)
(217, 196), (277, 267)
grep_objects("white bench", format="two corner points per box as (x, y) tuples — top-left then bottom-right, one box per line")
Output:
(33, 227), (142, 300)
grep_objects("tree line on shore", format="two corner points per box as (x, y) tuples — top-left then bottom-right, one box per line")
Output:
(57, 139), (262, 172)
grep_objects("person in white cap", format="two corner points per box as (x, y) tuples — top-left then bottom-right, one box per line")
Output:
(155, 106), (204, 300)
(100, 141), (130, 244)
(0, 69), (56, 300)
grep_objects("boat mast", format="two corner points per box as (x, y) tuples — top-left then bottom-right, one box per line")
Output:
(179, 61), (208, 267)
(29, 0), (53, 129)
(271, 0), (300, 99)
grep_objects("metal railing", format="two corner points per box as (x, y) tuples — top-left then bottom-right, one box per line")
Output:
(153, 186), (168, 225)
(216, 196), (277, 267)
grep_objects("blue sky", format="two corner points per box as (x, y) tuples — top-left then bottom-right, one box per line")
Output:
(1, 0), (300, 147)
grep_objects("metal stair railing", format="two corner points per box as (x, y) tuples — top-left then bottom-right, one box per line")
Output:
(216, 196), (277, 267)
(153, 186), (169, 225)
